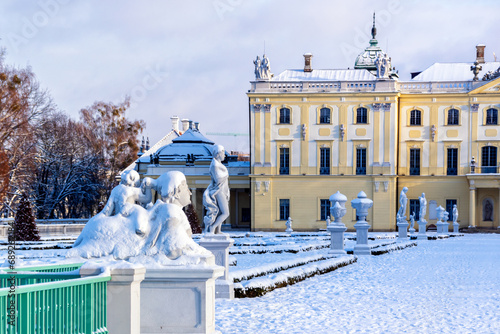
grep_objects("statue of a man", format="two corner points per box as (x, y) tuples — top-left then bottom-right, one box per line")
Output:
(419, 193), (427, 222)
(261, 54), (271, 79)
(397, 187), (408, 220)
(203, 145), (230, 234)
(253, 56), (261, 79)
(409, 212), (415, 229)
(452, 204), (458, 224)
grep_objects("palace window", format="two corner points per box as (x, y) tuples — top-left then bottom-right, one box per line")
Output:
(320, 199), (330, 221)
(446, 199), (457, 222)
(319, 108), (331, 124)
(320, 147), (330, 175)
(447, 148), (458, 175)
(356, 148), (366, 175)
(279, 107), (291, 124)
(356, 107), (368, 124)
(481, 146), (497, 173)
(447, 109), (459, 125)
(486, 108), (498, 125)
(279, 199), (290, 220)
(410, 148), (420, 175)
(280, 147), (290, 175)
(410, 109), (421, 126)
(409, 199), (420, 221)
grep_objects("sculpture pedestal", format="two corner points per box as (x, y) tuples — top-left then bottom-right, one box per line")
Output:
(140, 259), (224, 334)
(353, 221), (371, 256)
(417, 220), (427, 240)
(397, 221), (409, 240)
(436, 221), (446, 235)
(199, 233), (235, 299)
(443, 222), (450, 235)
(327, 223), (347, 255)
(453, 222), (460, 233)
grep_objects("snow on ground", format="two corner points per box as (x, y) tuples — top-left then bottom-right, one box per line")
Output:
(216, 234), (500, 334)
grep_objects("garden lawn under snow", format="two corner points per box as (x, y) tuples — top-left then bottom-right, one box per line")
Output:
(216, 234), (500, 334)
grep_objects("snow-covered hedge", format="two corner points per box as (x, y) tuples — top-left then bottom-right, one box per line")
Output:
(234, 256), (356, 298)
(230, 242), (329, 255)
(371, 241), (417, 255)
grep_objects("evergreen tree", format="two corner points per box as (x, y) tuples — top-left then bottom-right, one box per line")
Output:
(183, 204), (202, 234)
(10, 193), (40, 241)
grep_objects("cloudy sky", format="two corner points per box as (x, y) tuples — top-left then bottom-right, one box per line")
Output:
(1, 0), (499, 152)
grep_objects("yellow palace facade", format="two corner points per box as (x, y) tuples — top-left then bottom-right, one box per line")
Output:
(248, 26), (500, 231)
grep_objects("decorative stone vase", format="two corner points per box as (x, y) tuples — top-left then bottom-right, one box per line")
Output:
(329, 191), (347, 226)
(351, 191), (373, 256)
(328, 191), (348, 255)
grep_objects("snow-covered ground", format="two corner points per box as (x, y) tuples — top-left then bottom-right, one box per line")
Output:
(216, 234), (500, 334)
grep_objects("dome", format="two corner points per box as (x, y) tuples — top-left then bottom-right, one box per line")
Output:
(154, 127), (215, 162)
(354, 40), (383, 71)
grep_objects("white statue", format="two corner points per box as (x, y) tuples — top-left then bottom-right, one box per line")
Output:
(285, 217), (293, 232)
(68, 171), (210, 262)
(443, 211), (449, 222)
(419, 193), (427, 222)
(452, 204), (458, 224)
(101, 170), (152, 216)
(397, 187), (408, 221)
(253, 56), (261, 79)
(203, 145), (230, 234)
(261, 54), (271, 79)
(409, 212), (415, 229)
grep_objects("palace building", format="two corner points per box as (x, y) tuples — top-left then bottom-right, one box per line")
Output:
(248, 19), (500, 231)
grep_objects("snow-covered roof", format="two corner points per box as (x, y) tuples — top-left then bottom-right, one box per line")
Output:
(271, 69), (376, 82)
(412, 62), (500, 82)
(172, 128), (214, 145)
(157, 142), (214, 161)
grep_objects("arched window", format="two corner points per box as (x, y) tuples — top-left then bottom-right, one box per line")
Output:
(356, 107), (367, 124)
(486, 108), (498, 125)
(279, 108), (290, 124)
(410, 109), (421, 126)
(447, 108), (459, 125)
(319, 108), (331, 124)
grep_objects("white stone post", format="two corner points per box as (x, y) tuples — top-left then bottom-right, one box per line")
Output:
(199, 234), (235, 299)
(397, 215), (409, 240)
(327, 191), (347, 255)
(80, 263), (146, 334)
(453, 222), (460, 233)
(351, 191), (373, 256)
(140, 262), (224, 334)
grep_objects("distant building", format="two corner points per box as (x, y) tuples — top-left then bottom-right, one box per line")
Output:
(248, 17), (500, 231)
(127, 116), (251, 229)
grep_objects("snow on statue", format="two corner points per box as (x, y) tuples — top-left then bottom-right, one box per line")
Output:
(68, 170), (210, 263)
(203, 144), (230, 234)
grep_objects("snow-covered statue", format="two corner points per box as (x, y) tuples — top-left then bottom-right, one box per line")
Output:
(68, 171), (210, 263)
(397, 187), (408, 221)
(253, 54), (271, 80)
(203, 145), (230, 234)
(101, 170), (152, 216)
(285, 217), (293, 232)
(452, 204), (458, 224)
(409, 212), (415, 229)
(419, 192), (427, 222)
(375, 53), (391, 79)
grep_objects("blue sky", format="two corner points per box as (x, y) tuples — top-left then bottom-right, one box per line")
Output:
(1, 0), (499, 152)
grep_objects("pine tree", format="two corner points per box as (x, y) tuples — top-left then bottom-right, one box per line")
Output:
(183, 204), (202, 234)
(10, 193), (40, 241)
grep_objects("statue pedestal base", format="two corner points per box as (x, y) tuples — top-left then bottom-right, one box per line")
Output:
(353, 221), (371, 256)
(199, 233), (235, 299)
(417, 220), (427, 240)
(453, 222), (460, 233)
(397, 221), (409, 240)
(327, 223), (347, 255)
(436, 221), (449, 235)
(140, 260), (224, 334)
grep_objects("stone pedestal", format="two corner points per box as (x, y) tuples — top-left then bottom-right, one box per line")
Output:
(436, 221), (446, 235)
(443, 222), (450, 235)
(353, 221), (371, 255)
(327, 224), (347, 255)
(417, 219), (427, 240)
(453, 222), (460, 233)
(199, 233), (235, 299)
(397, 220), (409, 240)
(80, 263), (146, 334)
(140, 259), (224, 334)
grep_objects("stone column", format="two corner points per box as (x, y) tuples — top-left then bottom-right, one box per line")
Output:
(327, 191), (348, 255)
(397, 216), (409, 240)
(80, 263), (146, 334)
(191, 188), (197, 211)
(140, 260), (224, 334)
(351, 191), (373, 256)
(469, 184), (476, 228)
(199, 234), (235, 299)
(417, 219), (427, 240)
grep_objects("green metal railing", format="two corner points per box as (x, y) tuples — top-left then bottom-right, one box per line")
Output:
(0, 267), (110, 334)
(12, 263), (84, 273)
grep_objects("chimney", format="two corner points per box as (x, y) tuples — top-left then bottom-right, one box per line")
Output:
(476, 44), (485, 64)
(170, 116), (179, 132)
(194, 122), (200, 131)
(181, 119), (189, 132)
(304, 53), (313, 72)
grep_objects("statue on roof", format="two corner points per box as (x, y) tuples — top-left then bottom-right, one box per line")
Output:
(253, 54), (272, 80)
(375, 53), (391, 79)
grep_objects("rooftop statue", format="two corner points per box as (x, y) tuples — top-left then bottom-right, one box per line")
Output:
(203, 145), (230, 234)
(253, 54), (272, 80)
